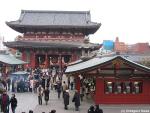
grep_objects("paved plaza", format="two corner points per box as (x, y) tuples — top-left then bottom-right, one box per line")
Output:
(7, 90), (150, 113)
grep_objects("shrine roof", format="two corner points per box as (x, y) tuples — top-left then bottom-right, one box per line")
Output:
(65, 55), (150, 74)
(0, 54), (27, 65)
(4, 40), (100, 49)
(6, 10), (101, 34)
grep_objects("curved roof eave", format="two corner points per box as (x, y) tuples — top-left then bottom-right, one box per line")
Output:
(6, 21), (101, 34)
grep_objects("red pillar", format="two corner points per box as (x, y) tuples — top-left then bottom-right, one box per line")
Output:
(22, 50), (28, 68)
(45, 53), (48, 68)
(30, 51), (35, 69)
(22, 50), (26, 62)
(75, 76), (81, 92)
(95, 77), (104, 104)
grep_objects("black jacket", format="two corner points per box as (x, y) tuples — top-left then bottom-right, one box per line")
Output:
(72, 92), (80, 107)
(10, 97), (17, 108)
(64, 92), (69, 105)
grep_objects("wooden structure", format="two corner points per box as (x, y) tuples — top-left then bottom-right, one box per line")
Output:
(4, 10), (101, 71)
(65, 55), (150, 104)
(0, 54), (27, 77)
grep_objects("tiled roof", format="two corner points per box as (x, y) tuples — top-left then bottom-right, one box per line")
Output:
(65, 55), (150, 74)
(4, 41), (99, 49)
(0, 54), (27, 65)
(6, 10), (101, 34)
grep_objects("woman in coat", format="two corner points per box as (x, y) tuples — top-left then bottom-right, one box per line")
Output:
(43, 87), (50, 105)
(10, 93), (17, 113)
(72, 90), (80, 111)
(1, 90), (10, 113)
(63, 90), (69, 110)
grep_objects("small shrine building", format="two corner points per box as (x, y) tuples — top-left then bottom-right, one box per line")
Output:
(65, 55), (150, 104)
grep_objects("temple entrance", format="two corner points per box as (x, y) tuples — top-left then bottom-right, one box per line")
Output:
(62, 55), (71, 64)
(35, 54), (46, 68)
(49, 55), (59, 66)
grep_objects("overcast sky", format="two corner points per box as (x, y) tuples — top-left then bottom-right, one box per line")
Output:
(0, 0), (150, 44)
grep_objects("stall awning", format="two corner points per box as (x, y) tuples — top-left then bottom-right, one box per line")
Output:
(0, 54), (28, 65)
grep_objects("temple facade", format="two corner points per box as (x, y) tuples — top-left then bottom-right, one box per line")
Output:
(4, 10), (101, 73)
(65, 55), (150, 104)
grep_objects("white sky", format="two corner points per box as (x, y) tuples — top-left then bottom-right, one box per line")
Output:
(0, 0), (150, 44)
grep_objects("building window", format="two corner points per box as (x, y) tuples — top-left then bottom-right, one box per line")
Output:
(124, 82), (131, 94)
(114, 82), (122, 94)
(105, 82), (113, 94)
(132, 82), (142, 94)
(105, 81), (142, 94)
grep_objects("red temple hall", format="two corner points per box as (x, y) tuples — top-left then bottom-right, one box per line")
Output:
(65, 56), (150, 104)
(4, 10), (101, 71)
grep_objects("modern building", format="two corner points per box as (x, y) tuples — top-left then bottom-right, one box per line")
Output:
(114, 37), (127, 53)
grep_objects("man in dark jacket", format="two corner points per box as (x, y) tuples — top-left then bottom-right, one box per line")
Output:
(10, 93), (17, 113)
(43, 87), (50, 105)
(63, 90), (69, 110)
(57, 81), (62, 99)
(72, 90), (80, 111)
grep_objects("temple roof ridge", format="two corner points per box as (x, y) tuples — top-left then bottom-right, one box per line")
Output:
(6, 10), (101, 35)
(21, 10), (91, 14)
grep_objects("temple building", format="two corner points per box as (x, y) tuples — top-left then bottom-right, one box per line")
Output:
(4, 10), (101, 72)
(65, 55), (150, 104)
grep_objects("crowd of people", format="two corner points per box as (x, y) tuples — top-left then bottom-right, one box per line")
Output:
(0, 67), (103, 113)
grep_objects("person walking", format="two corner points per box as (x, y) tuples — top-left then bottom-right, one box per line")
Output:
(57, 81), (62, 99)
(63, 90), (69, 110)
(62, 81), (68, 98)
(72, 90), (80, 111)
(1, 90), (10, 113)
(37, 85), (44, 105)
(10, 93), (17, 113)
(43, 87), (50, 105)
(7, 77), (11, 91)
(94, 105), (103, 113)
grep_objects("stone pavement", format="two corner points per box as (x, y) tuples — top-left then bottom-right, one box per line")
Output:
(8, 90), (150, 113)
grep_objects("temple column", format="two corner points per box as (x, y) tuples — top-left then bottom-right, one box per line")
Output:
(45, 53), (48, 68)
(22, 50), (28, 68)
(22, 50), (26, 62)
(95, 77), (104, 104)
(30, 51), (35, 69)
(75, 76), (81, 93)
(59, 54), (63, 75)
